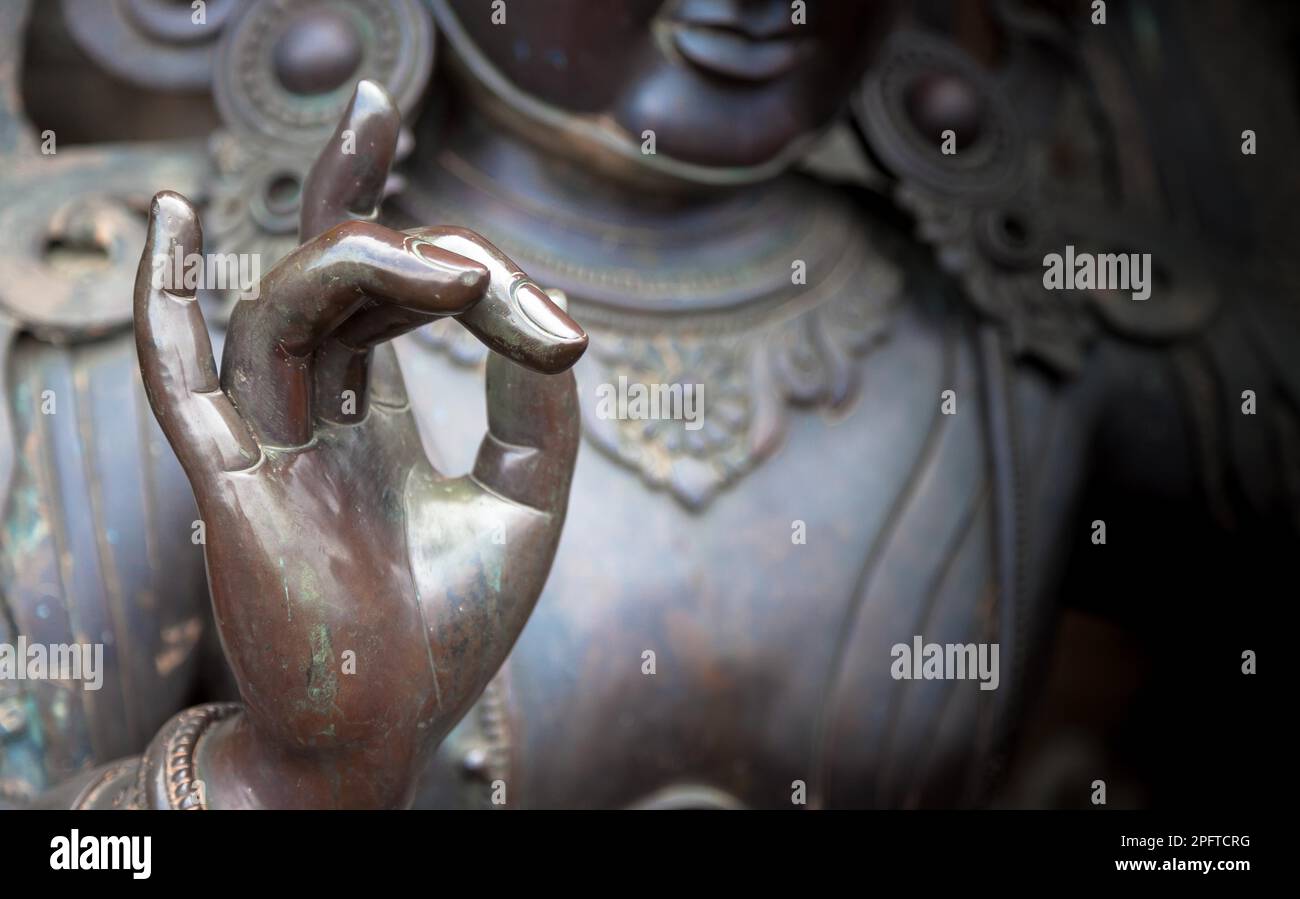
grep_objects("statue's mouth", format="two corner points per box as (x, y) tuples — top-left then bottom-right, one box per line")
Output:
(668, 22), (806, 83)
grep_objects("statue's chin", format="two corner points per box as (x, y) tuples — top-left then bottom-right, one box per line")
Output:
(449, 63), (823, 191)
(608, 63), (824, 173)
(431, 6), (822, 190)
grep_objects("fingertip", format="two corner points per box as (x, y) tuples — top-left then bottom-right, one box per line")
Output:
(351, 78), (397, 118)
(571, 331), (590, 363)
(149, 191), (200, 244)
(515, 282), (584, 343)
(542, 289), (592, 364)
(340, 79), (400, 153)
(149, 189), (193, 219)
(145, 191), (202, 298)
(301, 80), (401, 242)
(448, 262), (490, 310)
(460, 262), (490, 289)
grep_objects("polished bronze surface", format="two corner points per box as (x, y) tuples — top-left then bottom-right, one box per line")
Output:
(1, 0), (1293, 810)
(130, 82), (584, 809)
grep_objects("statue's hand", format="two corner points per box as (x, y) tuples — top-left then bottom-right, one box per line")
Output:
(133, 82), (586, 808)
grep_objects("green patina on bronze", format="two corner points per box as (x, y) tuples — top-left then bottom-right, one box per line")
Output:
(305, 624), (338, 713)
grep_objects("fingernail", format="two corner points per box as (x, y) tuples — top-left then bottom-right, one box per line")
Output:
(513, 280), (585, 342)
(149, 191), (199, 298)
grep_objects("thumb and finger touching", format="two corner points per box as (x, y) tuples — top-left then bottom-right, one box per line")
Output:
(137, 80), (587, 517)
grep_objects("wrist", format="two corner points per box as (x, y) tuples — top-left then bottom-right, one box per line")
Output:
(193, 708), (421, 809)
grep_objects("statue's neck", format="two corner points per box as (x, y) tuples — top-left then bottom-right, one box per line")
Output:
(393, 89), (854, 321)
(400, 92), (760, 236)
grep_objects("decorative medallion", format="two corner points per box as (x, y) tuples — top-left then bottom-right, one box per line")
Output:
(213, 0), (433, 147)
(854, 28), (1222, 376)
(61, 0), (240, 91)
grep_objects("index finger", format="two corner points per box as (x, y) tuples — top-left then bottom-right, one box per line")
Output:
(299, 79), (401, 244)
(221, 221), (489, 448)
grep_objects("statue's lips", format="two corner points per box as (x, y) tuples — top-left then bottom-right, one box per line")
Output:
(670, 23), (804, 83)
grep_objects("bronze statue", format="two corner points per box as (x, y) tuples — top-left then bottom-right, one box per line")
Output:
(1, 0), (1293, 809)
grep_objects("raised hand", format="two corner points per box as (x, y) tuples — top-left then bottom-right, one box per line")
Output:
(133, 81), (586, 809)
